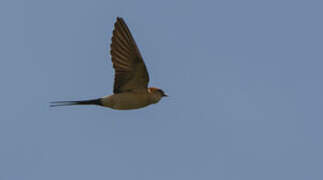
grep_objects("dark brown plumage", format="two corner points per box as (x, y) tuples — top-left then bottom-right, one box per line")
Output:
(110, 17), (150, 94)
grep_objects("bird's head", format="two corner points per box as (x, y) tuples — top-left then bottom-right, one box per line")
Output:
(148, 87), (168, 103)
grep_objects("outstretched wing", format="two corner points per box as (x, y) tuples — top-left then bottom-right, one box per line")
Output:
(110, 17), (149, 94)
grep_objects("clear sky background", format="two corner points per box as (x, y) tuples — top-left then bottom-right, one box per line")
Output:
(1, 0), (322, 179)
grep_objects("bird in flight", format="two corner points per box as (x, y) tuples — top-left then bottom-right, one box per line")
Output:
(51, 17), (167, 110)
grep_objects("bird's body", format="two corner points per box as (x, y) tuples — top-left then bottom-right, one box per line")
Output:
(101, 89), (162, 110)
(51, 17), (167, 110)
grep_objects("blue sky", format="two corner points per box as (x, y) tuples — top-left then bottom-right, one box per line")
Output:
(1, 0), (322, 179)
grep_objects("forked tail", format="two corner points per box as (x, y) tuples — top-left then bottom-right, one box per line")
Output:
(50, 98), (102, 107)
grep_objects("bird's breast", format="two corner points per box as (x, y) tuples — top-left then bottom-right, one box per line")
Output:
(101, 92), (152, 110)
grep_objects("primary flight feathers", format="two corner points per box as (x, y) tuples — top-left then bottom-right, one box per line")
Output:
(111, 17), (150, 94)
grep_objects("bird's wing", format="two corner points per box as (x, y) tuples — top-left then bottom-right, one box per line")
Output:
(110, 17), (150, 94)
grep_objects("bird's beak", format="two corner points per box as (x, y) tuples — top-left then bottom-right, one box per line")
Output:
(163, 94), (168, 97)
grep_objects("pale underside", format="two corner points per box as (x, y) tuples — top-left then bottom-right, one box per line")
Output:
(101, 92), (153, 110)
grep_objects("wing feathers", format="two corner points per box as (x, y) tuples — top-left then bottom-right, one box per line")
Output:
(110, 17), (149, 94)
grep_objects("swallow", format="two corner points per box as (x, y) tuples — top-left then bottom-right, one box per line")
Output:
(50, 17), (167, 110)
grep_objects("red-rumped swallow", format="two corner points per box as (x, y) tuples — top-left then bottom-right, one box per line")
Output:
(51, 17), (167, 110)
